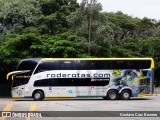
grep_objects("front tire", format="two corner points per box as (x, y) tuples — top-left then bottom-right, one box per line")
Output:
(107, 90), (118, 100)
(120, 90), (131, 100)
(33, 91), (44, 101)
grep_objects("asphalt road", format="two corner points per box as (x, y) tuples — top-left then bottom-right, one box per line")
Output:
(0, 95), (160, 120)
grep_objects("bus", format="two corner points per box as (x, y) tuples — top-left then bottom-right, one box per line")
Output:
(7, 58), (154, 101)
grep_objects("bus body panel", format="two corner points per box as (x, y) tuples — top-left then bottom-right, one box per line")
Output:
(12, 85), (25, 98)
(7, 58), (154, 99)
(25, 69), (153, 98)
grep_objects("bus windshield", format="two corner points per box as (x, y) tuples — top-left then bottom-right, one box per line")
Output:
(12, 77), (29, 87)
(11, 58), (41, 87)
(17, 59), (41, 70)
(12, 70), (32, 87)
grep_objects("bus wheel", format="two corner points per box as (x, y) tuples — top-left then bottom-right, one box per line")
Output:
(107, 90), (118, 100)
(33, 91), (44, 101)
(120, 90), (131, 100)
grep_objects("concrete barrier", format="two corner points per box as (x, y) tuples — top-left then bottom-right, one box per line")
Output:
(154, 87), (160, 94)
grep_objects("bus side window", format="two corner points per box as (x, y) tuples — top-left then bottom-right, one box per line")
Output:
(73, 78), (91, 86)
(34, 79), (49, 86)
(76, 60), (95, 70)
(95, 60), (112, 69)
(58, 78), (73, 86)
(76, 60), (112, 70)
(91, 80), (109, 86)
(131, 60), (151, 69)
(111, 60), (151, 69)
(76, 60), (86, 70)
(34, 61), (59, 74)
(59, 60), (76, 70)
(17, 60), (38, 71)
(48, 79), (58, 86)
(112, 61), (125, 69)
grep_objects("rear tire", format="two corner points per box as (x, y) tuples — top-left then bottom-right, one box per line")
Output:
(107, 90), (118, 100)
(33, 91), (44, 101)
(120, 90), (131, 100)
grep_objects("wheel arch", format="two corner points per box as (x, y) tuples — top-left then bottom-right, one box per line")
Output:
(107, 89), (119, 94)
(119, 88), (132, 97)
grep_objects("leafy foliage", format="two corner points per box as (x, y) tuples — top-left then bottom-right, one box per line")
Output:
(0, 0), (160, 83)
(0, 0), (41, 35)
(68, 0), (114, 56)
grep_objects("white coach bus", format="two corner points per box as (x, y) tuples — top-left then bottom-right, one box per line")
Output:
(7, 58), (154, 101)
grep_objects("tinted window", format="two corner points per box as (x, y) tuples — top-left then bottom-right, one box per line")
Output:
(34, 60), (151, 73)
(95, 60), (112, 69)
(91, 78), (109, 86)
(34, 79), (49, 86)
(33, 78), (109, 87)
(35, 61), (59, 73)
(112, 61), (126, 69)
(34, 78), (73, 86)
(132, 60), (151, 69)
(76, 60), (112, 70)
(49, 79), (58, 86)
(12, 71), (31, 87)
(13, 77), (30, 87)
(73, 78), (91, 86)
(59, 60), (76, 70)
(17, 60), (38, 70)
(73, 78), (109, 86)
(57, 78), (73, 86)
(76, 60), (95, 70)
(112, 60), (151, 69)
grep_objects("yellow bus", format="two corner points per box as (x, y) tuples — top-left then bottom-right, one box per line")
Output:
(7, 58), (154, 100)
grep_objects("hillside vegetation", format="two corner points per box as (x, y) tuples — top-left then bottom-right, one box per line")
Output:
(0, 0), (160, 84)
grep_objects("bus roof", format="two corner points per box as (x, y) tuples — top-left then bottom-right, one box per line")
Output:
(22, 58), (154, 68)
(41, 58), (154, 61)
(41, 58), (154, 69)
(21, 58), (41, 62)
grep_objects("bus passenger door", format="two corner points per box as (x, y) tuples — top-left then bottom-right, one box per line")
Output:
(11, 71), (31, 98)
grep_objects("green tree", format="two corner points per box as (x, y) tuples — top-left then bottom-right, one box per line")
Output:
(30, 31), (86, 58)
(37, 0), (79, 34)
(68, 0), (113, 56)
(111, 37), (141, 57)
(136, 17), (157, 39)
(106, 12), (140, 44)
(0, 31), (86, 68)
(0, 0), (41, 35)
(0, 31), (87, 83)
